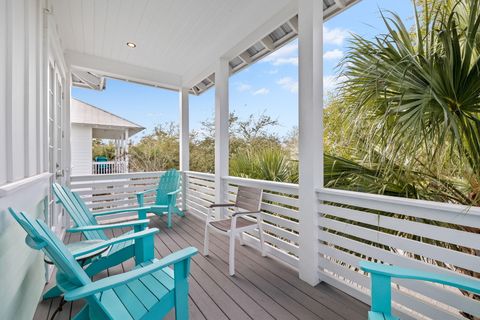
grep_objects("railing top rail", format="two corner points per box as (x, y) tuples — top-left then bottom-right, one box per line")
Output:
(224, 175), (299, 194)
(92, 160), (127, 164)
(71, 171), (164, 182)
(317, 187), (480, 217)
(183, 171), (214, 179)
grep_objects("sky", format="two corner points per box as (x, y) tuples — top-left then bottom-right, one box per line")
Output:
(72, 0), (414, 141)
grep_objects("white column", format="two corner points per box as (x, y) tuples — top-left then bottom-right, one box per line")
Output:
(298, 0), (323, 286)
(179, 87), (189, 211)
(124, 129), (129, 173)
(114, 139), (119, 158)
(214, 58), (230, 217)
(65, 71), (72, 185)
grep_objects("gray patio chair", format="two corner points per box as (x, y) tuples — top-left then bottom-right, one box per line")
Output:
(203, 186), (266, 276)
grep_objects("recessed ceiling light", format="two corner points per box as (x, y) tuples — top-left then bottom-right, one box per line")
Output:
(126, 42), (136, 48)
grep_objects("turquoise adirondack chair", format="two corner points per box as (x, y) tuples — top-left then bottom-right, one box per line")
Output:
(47, 183), (155, 298)
(9, 208), (197, 320)
(360, 261), (480, 320)
(136, 169), (183, 228)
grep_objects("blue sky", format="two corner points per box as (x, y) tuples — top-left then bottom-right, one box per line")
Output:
(73, 0), (413, 140)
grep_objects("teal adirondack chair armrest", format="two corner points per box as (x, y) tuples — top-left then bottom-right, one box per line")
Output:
(67, 219), (150, 233)
(64, 247), (198, 301)
(166, 188), (181, 206)
(360, 261), (480, 319)
(91, 206), (151, 218)
(71, 228), (159, 259)
(136, 188), (158, 207)
(167, 188), (181, 197)
(137, 188), (157, 196)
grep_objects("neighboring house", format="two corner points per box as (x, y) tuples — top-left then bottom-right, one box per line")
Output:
(70, 99), (144, 175)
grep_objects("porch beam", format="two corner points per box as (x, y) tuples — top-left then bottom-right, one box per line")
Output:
(179, 87), (190, 211)
(214, 58), (230, 218)
(65, 51), (182, 90)
(298, 0), (323, 286)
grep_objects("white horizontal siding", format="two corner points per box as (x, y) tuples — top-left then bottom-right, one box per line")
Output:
(0, 1), (66, 319)
(70, 124), (92, 176)
(0, 0), (6, 185)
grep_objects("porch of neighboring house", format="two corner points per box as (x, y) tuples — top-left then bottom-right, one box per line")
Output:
(70, 99), (144, 176)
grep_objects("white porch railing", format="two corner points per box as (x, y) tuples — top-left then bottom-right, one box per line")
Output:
(70, 170), (480, 320)
(317, 188), (480, 320)
(184, 171), (300, 269)
(70, 171), (164, 215)
(92, 161), (128, 174)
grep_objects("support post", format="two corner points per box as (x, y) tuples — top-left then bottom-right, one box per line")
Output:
(124, 129), (129, 173)
(179, 87), (190, 211)
(214, 58), (229, 219)
(298, 0), (323, 286)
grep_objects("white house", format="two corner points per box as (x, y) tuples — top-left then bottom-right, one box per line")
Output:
(70, 99), (144, 175)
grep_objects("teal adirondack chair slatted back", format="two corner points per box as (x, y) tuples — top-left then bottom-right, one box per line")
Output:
(9, 208), (91, 288)
(155, 169), (180, 205)
(52, 183), (108, 241)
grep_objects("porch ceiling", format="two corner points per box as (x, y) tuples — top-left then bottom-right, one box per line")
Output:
(51, 0), (359, 93)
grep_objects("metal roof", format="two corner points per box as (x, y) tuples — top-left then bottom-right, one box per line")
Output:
(70, 99), (145, 137)
(72, 70), (106, 91)
(190, 0), (360, 95)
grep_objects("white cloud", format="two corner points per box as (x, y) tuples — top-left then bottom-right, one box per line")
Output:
(324, 75), (347, 92)
(324, 27), (350, 46)
(323, 49), (343, 60)
(272, 57), (298, 66)
(263, 43), (298, 66)
(236, 82), (252, 92)
(252, 88), (270, 95)
(277, 77), (298, 93)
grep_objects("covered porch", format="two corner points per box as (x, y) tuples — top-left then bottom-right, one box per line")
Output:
(70, 99), (144, 175)
(33, 170), (480, 320)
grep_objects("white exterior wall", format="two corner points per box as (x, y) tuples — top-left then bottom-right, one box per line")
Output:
(71, 124), (93, 176)
(0, 1), (68, 319)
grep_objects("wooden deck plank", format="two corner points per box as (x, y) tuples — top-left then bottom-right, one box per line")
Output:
(169, 216), (332, 320)
(149, 224), (227, 320)
(33, 213), (368, 320)
(159, 227), (252, 320)
(181, 214), (369, 319)
(165, 217), (299, 320)
(157, 220), (276, 320)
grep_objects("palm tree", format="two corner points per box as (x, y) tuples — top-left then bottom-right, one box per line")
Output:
(340, 0), (480, 205)
(336, 2), (480, 317)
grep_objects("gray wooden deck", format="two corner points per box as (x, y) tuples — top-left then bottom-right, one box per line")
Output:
(33, 213), (369, 320)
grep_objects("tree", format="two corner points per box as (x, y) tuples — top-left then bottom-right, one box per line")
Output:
(129, 123), (179, 172)
(335, 2), (480, 315)
(92, 139), (116, 160)
(339, 0), (480, 205)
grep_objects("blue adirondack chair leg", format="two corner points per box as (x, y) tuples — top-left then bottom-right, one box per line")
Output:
(136, 169), (183, 228)
(133, 224), (154, 263)
(370, 273), (392, 315)
(43, 286), (63, 299)
(9, 207), (198, 320)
